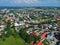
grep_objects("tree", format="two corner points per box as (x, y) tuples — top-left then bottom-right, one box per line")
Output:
(19, 17), (24, 21)
(25, 34), (40, 44)
(19, 28), (40, 44)
(25, 34), (34, 43)
(30, 15), (37, 20)
(19, 28), (28, 40)
(4, 20), (12, 37)
(43, 39), (49, 45)
(57, 21), (60, 26)
(49, 27), (55, 31)
(32, 34), (40, 43)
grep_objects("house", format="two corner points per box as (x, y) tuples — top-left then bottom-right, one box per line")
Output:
(8, 13), (15, 19)
(0, 25), (5, 31)
(31, 31), (36, 35)
(14, 22), (25, 32)
(1, 21), (5, 25)
(24, 22), (29, 27)
(14, 22), (20, 26)
(4, 15), (9, 19)
(53, 26), (57, 30)
(8, 17), (13, 21)
(28, 28), (33, 32)
(57, 26), (60, 30)
(40, 32), (48, 39)
(26, 31), (30, 34)
(45, 25), (49, 29)
(14, 22), (20, 32)
(33, 25), (37, 29)
(42, 24), (49, 29)
(14, 21), (25, 26)
(0, 21), (5, 31)
(46, 32), (54, 40)
(48, 24), (52, 28)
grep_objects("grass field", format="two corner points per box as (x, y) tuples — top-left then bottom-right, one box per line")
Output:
(0, 36), (25, 45)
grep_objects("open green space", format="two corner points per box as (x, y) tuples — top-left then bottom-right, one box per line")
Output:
(0, 36), (25, 45)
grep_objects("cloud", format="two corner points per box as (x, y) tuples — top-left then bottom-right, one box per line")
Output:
(24, 0), (39, 4)
(12, 0), (22, 4)
(0, 0), (60, 7)
(11, 0), (39, 4)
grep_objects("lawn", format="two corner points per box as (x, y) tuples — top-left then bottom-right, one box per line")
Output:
(0, 36), (25, 45)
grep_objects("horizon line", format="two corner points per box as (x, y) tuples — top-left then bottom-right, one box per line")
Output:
(0, 6), (60, 9)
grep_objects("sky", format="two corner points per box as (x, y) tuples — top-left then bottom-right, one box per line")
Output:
(0, 0), (60, 7)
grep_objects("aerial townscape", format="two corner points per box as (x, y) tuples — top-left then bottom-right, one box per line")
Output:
(0, 8), (60, 45)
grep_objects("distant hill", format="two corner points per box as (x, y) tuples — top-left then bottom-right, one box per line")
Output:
(0, 6), (60, 9)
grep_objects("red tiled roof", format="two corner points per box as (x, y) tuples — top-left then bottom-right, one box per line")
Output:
(32, 31), (36, 35)
(34, 41), (43, 45)
(1, 21), (5, 25)
(37, 41), (43, 45)
(34, 44), (36, 45)
(41, 32), (48, 39)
